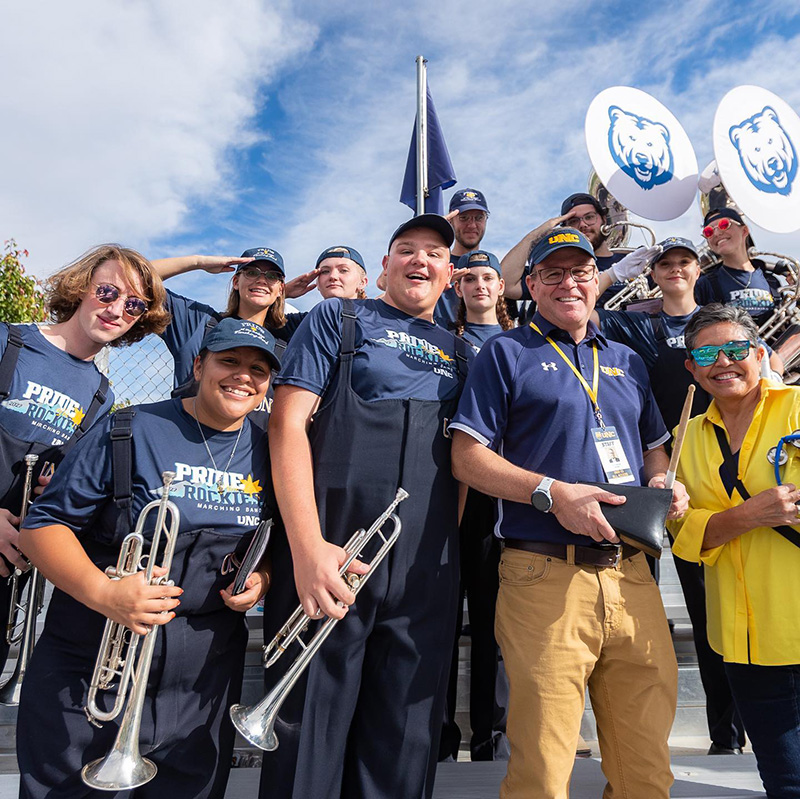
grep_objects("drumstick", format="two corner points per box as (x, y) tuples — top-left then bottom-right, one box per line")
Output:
(664, 385), (695, 490)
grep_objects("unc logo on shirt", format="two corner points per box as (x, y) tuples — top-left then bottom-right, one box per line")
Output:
(729, 106), (797, 196)
(373, 330), (456, 378)
(158, 463), (262, 511)
(608, 105), (674, 190)
(599, 366), (625, 377)
(1, 380), (86, 442)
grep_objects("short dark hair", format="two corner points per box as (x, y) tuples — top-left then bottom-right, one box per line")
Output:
(684, 303), (759, 354)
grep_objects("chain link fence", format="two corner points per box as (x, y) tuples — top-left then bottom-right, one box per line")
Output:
(96, 336), (175, 407)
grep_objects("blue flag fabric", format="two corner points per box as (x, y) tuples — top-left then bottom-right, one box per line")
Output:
(400, 84), (457, 215)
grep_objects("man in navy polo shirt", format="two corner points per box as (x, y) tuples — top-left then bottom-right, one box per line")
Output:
(450, 227), (688, 799)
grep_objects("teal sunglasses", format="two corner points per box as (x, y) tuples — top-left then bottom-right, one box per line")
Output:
(689, 340), (753, 367)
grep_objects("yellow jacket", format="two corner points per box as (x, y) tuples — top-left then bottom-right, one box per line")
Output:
(670, 380), (800, 665)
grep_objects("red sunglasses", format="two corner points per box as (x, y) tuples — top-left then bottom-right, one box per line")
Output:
(702, 217), (742, 239)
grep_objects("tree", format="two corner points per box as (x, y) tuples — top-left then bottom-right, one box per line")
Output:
(0, 240), (46, 323)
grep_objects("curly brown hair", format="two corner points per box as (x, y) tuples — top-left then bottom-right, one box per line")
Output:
(454, 296), (514, 337)
(45, 244), (170, 347)
(223, 280), (287, 329)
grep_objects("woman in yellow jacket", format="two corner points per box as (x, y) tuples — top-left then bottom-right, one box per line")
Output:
(670, 303), (800, 799)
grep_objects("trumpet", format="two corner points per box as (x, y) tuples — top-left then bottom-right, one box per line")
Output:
(0, 454), (44, 706)
(229, 487), (409, 752)
(81, 471), (180, 791)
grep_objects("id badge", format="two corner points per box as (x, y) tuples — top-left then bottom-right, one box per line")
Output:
(591, 426), (635, 484)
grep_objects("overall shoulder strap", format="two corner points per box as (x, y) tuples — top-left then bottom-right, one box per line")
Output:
(713, 423), (800, 549)
(340, 298), (357, 357)
(453, 334), (471, 383)
(110, 408), (135, 535)
(0, 325), (24, 400)
(62, 374), (110, 456)
(647, 314), (666, 343)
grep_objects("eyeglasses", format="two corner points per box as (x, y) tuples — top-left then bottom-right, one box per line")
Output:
(568, 212), (599, 226)
(457, 212), (488, 224)
(238, 267), (283, 282)
(533, 265), (596, 285)
(92, 284), (148, 317)
(701, 217), (742, 239)
(689, 340), (752, 367)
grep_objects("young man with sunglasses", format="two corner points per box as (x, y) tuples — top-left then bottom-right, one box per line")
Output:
(450, 227), (687, 799)
(0, 244), (169, 675)
(671, 303), (800, 798)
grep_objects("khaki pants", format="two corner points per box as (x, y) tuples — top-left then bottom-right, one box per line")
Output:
(495, 547), (677, 799)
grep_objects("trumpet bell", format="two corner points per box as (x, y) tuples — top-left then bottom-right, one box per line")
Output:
(81, 749), (157, 791)
(229, 702), (278, 752)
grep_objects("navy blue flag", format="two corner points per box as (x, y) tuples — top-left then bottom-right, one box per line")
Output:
(400, 84), (456, 215)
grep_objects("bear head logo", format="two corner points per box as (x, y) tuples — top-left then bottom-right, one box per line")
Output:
(729, 106), (797, 196)
(607, 106), (674, 191)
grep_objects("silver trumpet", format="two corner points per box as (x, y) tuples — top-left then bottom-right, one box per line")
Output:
(81, 471), (180, 791)
(0, 454), (43, 706)
(229, 487), (409, 752)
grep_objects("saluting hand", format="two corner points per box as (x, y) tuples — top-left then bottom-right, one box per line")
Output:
(549, 482), (625, 544)
(285, 269), (320, 299)
(95, 565), (183, 636)
(0, 509), (30, 576)
(293, 538), (369, 621)
(742, 483), (800, 529)
(196, 256), (253, 274)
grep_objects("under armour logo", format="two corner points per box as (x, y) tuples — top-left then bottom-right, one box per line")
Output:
(541, 362), (558, 371)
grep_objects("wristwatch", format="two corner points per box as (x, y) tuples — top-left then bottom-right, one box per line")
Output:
(531, 476), (555, 513)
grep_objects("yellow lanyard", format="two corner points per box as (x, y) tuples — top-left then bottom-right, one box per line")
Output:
(530, 322), (604, 427)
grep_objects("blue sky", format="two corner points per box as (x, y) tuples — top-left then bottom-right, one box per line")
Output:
(3, 0), (800, 316)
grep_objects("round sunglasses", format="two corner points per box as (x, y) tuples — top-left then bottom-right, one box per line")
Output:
(92, 283), (148, 317)
(238, 266), (284, 282)
(689, 340), (753, 367)
(701, 217), (742, 239)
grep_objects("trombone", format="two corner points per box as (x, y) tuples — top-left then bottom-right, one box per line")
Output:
(229, 487), (409, 752)
(0, 454), (45, 706)
(80, 471), (180, 791)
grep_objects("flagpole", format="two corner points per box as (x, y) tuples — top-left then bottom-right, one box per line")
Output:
(415, 55), (428, 217)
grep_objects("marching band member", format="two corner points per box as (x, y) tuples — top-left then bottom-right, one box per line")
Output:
(450, 227), (687, 799)
(434, 188), (491, 327)
(671, 304), (800, 797)
(591, 238), (747, 755)
(440, 249), (511, 762)
(695, 208), (781, 327)
(274, 245), (370, 341)
(151, 249), (315, 416)
(16, 318), (281, 799)
(261, 213), (472, 799)
(0, 244), (169, 674)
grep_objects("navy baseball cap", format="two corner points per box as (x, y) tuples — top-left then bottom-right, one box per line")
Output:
(315, 246), (366, 272)
(238, 247), (285, 277)
(528, 228), (595, 267)
(654, 237), (698, 263)
(388, 214), (455, 251)
(449, 188), (489, 214)
(560, 192), (604, 216)
(200, 318), (281, 372)
(457, 250), (502, 276)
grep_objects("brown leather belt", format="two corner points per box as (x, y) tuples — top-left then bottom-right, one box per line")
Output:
(503, 539), (639, 568)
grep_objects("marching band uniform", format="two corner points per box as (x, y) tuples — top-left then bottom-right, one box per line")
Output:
(261, 216), (471, 799)
(0, 323), (111, 672)
(17, 321), (279, 799)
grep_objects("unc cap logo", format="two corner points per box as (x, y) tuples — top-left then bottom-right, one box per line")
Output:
(729, 106), (797, 196)
(463, 191), (478, 200)
(548, 232), (580, 245)
(607, 106), (674, 191)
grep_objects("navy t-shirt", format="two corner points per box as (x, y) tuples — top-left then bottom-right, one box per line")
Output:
(461, 322), (502, 353)
(0, 324), (114, 448)
(272, 312), (307, 343)
(275, 298), (471, 402)
(695, 265), (776, 319)
(450, 313), (668, 544)
(432, 253), (463, 328)
(25, 398), (270, 539)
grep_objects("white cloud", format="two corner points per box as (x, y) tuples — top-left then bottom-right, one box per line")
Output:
(0, 0), (316, 279)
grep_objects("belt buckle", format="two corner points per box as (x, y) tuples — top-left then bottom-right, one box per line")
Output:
(599, 543), (622, 568)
